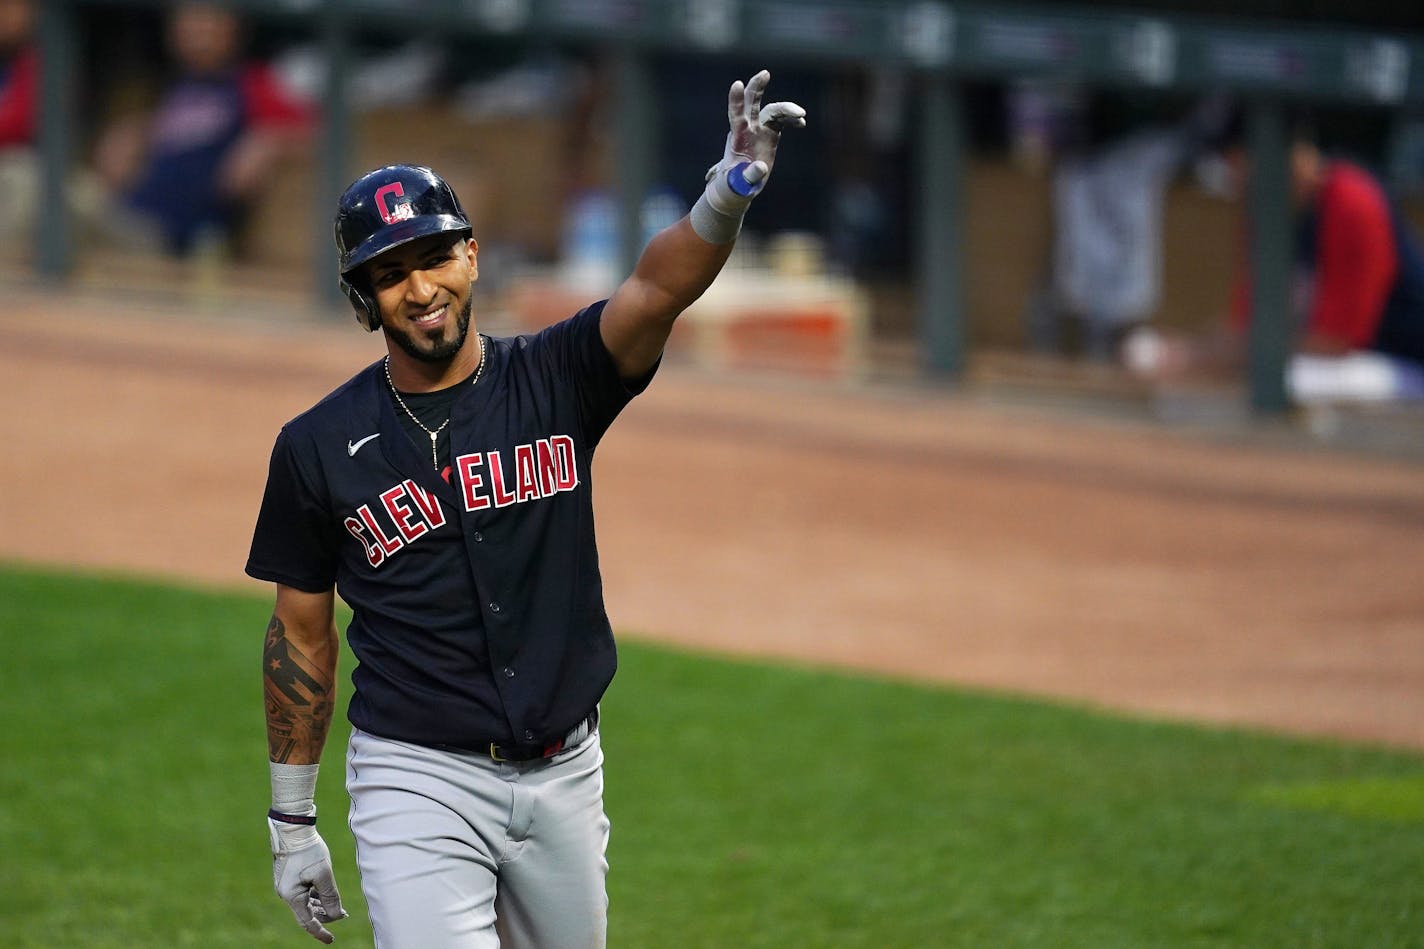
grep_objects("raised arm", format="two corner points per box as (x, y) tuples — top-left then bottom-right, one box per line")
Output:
(264, 583), (348, 944)
(600, 69), (806, 380)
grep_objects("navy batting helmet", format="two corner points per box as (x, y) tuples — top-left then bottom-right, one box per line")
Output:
(334, 164), (472, 331)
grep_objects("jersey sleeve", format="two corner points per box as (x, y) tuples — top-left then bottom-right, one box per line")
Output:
(536, 300), (659, 444)
(246, 428), (338, 593)
(239, 62), (314, 131)
(0, 47), (38, 148)
(1309, 171), (1398, 349)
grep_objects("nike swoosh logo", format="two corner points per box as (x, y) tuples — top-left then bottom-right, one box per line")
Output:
(347, 433), (381, 457)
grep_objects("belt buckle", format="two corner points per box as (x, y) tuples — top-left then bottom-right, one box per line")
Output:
(488, 741), (506, 762)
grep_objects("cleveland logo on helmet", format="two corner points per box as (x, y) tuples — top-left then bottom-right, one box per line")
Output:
(374, 182), (415, 224)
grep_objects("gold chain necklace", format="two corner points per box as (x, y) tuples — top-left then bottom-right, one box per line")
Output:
(383, 336), (486, 470)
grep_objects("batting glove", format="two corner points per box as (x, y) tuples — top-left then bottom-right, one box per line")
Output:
(691, 69), (806, 244)
(269, 815), (349, 944)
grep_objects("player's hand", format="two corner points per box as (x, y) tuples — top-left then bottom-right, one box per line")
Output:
(705, 70), (806, 208)
(270, 818), (349, 943)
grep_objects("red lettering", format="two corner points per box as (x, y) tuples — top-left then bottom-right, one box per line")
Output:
(551, 435), (578, 491)
(404, 479), (447, 529)
(486, 449), (517, 508)
(456, 453), (490, 511)
(454, 438), (576, 512)
(535, 439), (559, 496)
(514, 444), (543, 503)
(381, 485), (428, 544)
(344, 515), (384, 568)
(357, 503), (403, 556)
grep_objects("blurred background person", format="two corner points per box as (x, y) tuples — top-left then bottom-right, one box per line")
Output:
(0, 0), (36, 242)
(0, 0), (34, 148)
(1020, 86), (1226, 363)
(1126, 114), (1424, 403)
(92, 1), (313, 260)
(0, 0), (107, 258)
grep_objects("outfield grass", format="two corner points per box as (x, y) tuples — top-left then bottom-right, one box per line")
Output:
(1, 565), (1421, 947)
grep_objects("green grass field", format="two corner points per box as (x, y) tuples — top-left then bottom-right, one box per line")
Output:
(2, 564), (1422, 948)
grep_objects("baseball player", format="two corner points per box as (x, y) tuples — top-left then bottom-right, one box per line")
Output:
(247, 70), (804, 947)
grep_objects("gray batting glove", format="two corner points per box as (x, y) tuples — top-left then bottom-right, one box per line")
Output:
(703, 69), (807, 215)
(269, 818), (349, 944)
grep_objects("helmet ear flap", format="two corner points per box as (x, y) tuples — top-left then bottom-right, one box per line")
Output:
(340, 274), (380, 332)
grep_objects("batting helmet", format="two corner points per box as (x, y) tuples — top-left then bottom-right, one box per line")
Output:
(334, 164), (472, 331)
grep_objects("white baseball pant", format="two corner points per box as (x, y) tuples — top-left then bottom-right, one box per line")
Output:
(345, 722), (609, 949)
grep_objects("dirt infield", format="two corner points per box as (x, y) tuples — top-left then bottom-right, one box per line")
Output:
(5, 288), (1424, 750)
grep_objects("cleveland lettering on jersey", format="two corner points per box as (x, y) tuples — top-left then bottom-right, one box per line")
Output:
(456, 435), (578, 512)
(343, 435), (579, 568)
(344, 478), (447, 568)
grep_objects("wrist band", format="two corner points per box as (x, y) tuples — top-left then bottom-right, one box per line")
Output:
(268, 808), (317, 826)
(690, 193), (744, 245)
(270, 760), (319, 816)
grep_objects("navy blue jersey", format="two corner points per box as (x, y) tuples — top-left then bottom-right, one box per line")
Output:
(1377, 203), (1424, 363)
(126, 73), (247, 255)
(247, 302), (653, 749)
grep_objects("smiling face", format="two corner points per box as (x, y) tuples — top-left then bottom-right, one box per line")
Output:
(365, 234), (479, 370)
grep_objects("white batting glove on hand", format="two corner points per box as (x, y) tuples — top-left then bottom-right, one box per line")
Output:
(269, 817), (349, 944)
(692, 69), (806, 243)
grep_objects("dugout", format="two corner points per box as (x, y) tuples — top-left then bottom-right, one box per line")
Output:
(31, 0), (1424, 414)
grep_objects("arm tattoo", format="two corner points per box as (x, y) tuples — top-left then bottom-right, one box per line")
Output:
(264, 614), (336, 764)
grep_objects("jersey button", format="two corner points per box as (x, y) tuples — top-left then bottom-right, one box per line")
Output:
(503, 666), (515, 678)
(489, 602), (501, 613)
(523, 730), (535, 742)
(473, 531), (483, 542)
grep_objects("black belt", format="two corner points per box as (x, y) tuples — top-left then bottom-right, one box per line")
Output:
(486, 709), (599, 763)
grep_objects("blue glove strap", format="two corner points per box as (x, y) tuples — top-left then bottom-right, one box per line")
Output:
(726, 162), (760, 197)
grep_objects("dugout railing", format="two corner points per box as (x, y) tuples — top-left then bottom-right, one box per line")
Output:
(35, 0), (1424, 413)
